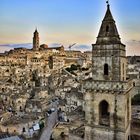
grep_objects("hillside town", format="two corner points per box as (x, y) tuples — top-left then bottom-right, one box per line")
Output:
(0, 27), (92, 140)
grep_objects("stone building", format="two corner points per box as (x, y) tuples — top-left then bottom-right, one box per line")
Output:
(127, 56), (140, 85)
(127, 56), (140, 97)
(33, 28), (40, 51)
(84, 3), (133, 140)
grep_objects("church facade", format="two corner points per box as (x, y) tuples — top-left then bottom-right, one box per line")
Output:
(84, 3), (133, 140)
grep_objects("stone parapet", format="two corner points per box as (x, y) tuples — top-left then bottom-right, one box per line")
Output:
(83, 79), (133, 94)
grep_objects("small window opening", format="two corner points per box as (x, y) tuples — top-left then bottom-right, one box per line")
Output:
(106, 25), (109, 32)
(104, 63), (109, 75)
(22, 127), (26, 132)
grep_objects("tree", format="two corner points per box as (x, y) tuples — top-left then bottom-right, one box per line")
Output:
(132, 94), (140, 105)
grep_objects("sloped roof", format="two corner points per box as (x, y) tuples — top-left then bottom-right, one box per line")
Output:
(96, 4), (121, 45)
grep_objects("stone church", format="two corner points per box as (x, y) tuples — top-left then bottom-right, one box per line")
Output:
(84, 2), (133, 140)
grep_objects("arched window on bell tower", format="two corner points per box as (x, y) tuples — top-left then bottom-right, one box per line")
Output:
(106, 25), (109, 32)
(104, 63), (109, 75)
(99, 100), (110, 126)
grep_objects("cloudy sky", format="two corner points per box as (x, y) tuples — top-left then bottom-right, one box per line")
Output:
(0, 0), (140, 55)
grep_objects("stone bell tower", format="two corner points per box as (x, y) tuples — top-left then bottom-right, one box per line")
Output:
(33, 28), (40, 50)
(84, 2), (133, 140)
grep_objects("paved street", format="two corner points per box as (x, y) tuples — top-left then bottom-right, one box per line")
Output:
(40, 101), (58, 140)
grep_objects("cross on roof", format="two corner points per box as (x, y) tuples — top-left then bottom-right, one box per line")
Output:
(106, 0), (109, 5)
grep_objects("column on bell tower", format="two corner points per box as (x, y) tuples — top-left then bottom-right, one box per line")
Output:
(33, 28), (40, 51)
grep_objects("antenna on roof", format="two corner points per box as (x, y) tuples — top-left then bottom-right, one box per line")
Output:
(68, 43), (76, 51)
(35, 27), (37, 31)
(106, 0), (109, 6)
(106, 0), (110, 8)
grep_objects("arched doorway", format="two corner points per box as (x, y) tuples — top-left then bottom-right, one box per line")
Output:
(99, 100), (110, 126)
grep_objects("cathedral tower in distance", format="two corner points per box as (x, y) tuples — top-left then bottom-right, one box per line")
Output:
(84, 2), (133, 140)
(33, 28), (40, 50)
